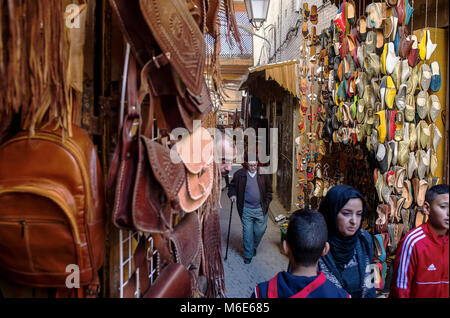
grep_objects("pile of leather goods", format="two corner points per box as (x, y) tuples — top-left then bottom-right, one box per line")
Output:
(107, 0), (237, 298)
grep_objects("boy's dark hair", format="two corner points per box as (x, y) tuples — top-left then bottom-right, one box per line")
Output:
(425, 184), (449, 205)
(286, 208), (328, 267)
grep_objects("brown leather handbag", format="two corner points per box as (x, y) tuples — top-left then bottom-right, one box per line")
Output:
(0, 124), (105, 293)
(141, 212), (202, 298)
(132, 135), (185, 233)
(175, 127), (215, 212)
(109, 0), (212, 133)
(108, 54), (141, 230)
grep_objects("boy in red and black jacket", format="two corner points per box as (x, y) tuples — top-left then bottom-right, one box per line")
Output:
(251, 209), (350, 298)
(390, 184), (449, 298)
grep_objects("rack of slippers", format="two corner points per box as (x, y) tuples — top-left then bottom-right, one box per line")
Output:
(318, 0), (446, 295)
(295, 3), (330, 210)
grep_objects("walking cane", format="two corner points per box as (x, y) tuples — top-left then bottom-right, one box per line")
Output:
(224, 200), (234, 260)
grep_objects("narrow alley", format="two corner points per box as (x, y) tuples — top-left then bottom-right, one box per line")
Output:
(219, 165), (289, 298)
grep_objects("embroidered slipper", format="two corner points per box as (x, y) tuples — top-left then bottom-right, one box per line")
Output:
(389, 140), (398, 166)
(409, 122), (417, 151)
(395, 196), (406, 223)
(302, 22), (309, 40)
(376, 110), (388, 143)
(311, 4), (318, 25)
(419, 63), (432, 91)
(388, 195), (397, 223)
(391, 58), (401, 88)
(382, 174), (393, 204)
(394, 166), (406, 194)
(386, 167), (396, 188)
(418, 29), (427, 61)
(430, 61), (442, 92)
(407, 64), (419, 94)
(313, 179), (323, 197)
(428, 94), (441, 123)
(395, 84), (407, 112)
(407, 151), (418, 179)
(402, 122), (410, 143)
(399, 26), (413, 59)
(376, 204), (390, 233)
(398, 140), (409, 167)
(430, 151), (438, 176)
(358, 16), (368, 41)
(416, 90), (429, 120)
(366, 30), (376, 54)
(405, 94), (415, 122)
(307, 162), (315, 181)
(415, 208), (426, 227)
(393, 111), (404, 141)
(387, 223), (396, 254)
(401, 59), (411, 84)
(418, 120), (430, 150)
(375, 168), (384, 202)
(385, 76), (397, 109)
(408, 35), (419, 67)
(404, 0), (414, 26)
(431, 124), (442, 152)
(417, 149), (430, 180)
(425, 29), (437, 60)
(416, 179), (428, 207)
(402, 179), (413, 209)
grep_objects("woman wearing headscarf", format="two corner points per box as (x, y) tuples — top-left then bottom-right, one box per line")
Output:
(317, 185), (376, 298)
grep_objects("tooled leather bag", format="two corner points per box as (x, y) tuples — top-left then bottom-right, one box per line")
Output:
(107, 54), (140, 230)
(142, 212), (202, 298)
(109, 0), (212, 133)
(175, 127), (215, 213)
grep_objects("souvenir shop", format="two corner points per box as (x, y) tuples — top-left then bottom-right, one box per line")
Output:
(242, 0), (448, 295)
(0, 0), (241, 298)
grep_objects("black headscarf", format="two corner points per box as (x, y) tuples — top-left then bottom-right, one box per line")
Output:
(318, 185), (367, 270)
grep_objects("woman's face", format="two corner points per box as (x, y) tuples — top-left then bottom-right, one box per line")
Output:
(336, 198), (363, 237)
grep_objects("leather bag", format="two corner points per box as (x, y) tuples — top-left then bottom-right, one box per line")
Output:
(175, 127), (215, 212)
(0, 124), (105, 292)
(109, 0), (212, 133)
(108, 54), (141, 230)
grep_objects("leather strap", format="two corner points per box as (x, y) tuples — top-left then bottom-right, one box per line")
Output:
(267, 272), (326, 298)
(136, 54), (170, 138)
(127, 53), (138, 116)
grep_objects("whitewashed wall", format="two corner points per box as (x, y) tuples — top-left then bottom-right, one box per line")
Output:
(253, 0), (339, 65)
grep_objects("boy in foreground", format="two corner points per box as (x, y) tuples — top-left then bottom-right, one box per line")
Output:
(251, 209), (350, 298)
(389, 184), (449, 298)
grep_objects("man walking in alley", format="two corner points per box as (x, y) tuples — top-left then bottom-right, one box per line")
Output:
(228, 154), (273, 264)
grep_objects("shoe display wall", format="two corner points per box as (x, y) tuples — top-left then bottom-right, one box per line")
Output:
(297, 1), (449, 274)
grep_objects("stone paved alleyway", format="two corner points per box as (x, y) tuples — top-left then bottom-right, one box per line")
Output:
(219, 166), (289, 298)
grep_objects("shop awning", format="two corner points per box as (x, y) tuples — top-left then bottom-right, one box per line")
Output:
(241, 60), (300, 98)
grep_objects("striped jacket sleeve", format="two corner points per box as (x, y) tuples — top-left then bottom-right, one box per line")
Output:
(389, 227), (424, 298)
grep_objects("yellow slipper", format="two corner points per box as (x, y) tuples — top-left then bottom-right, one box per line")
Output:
(376, 110), (387, 143)
(418, 29), (427, 61)
(381, 43), (388, 74)
(385, 76), (396, 109)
